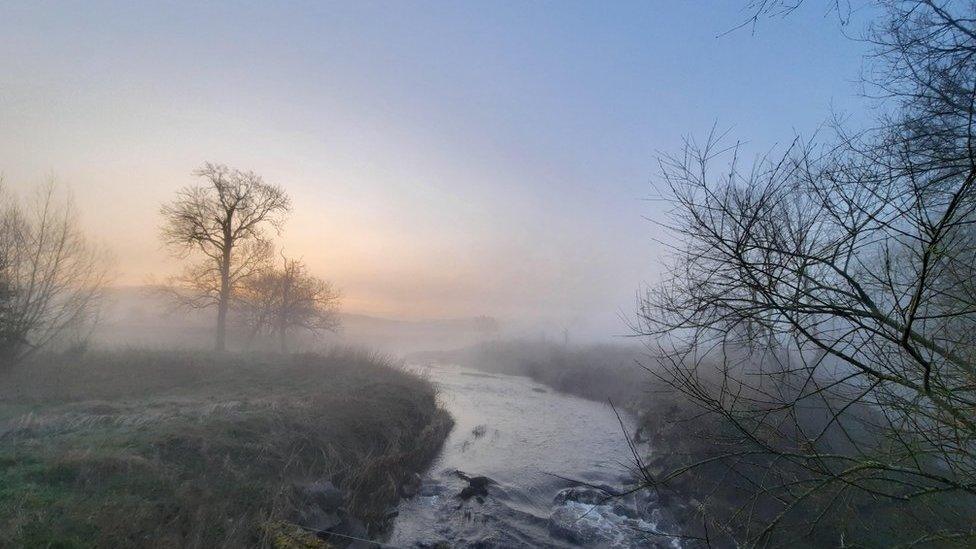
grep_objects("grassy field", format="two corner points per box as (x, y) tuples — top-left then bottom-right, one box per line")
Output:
(0, 349), (453, 548)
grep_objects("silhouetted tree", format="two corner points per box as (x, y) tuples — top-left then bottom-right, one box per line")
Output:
(473, 315), (500, 341)
(0, 183), (15, 355)
(236, 256), (340, 352)
(160, 163), (290, 352)
(638, 1), (976, 545)
(0, 182), (107, 363)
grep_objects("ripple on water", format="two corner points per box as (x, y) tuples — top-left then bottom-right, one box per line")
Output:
(385, 364), (682, 548)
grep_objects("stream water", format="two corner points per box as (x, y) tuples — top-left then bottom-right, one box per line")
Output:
(385, 363), (682, 548)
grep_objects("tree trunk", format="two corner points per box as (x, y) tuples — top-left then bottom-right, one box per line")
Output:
(216, 245), (231, 353)
(278, 275), (290, 354)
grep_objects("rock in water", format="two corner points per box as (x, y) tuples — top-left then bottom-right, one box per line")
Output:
(548, 487), (678, 548)
(454, 470), (494, 500)
(552, 485), (615, 506)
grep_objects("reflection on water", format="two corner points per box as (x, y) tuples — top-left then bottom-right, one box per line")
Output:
(387, 364), (680, 548)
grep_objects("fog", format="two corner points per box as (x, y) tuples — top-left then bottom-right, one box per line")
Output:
(6, 2), (974, 548)
(93, 286), (508, 356)
(0, 1), (866, 346)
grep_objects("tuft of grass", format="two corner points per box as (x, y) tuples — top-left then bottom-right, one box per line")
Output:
(0, 348), (452, 548)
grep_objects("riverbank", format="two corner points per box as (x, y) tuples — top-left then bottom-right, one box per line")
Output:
(409, 340), (650, 410)
(0, 349), (452, 548)
(413, 340), (973, 547)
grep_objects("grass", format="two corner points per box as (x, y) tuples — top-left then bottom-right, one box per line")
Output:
(0, 348), (453, 548)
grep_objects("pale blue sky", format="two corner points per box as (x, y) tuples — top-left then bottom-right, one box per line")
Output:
(0, 1), (871, 337)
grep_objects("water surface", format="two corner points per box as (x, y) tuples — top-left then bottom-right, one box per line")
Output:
(387, 363), (679, 548)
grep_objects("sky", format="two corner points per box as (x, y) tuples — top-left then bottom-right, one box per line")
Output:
(0, 1), (873, 339)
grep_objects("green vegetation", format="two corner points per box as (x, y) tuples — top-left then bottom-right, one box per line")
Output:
(0, 349), (452, 548)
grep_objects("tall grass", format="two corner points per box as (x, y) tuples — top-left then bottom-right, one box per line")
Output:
(0, 348), (452, 548)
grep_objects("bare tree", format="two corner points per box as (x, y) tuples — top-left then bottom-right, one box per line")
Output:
(160, 163), (290, 352)
(0, 183), (14, 352)
(473, 315), (501, 341)
(0, 181), (108, 363)
(236, 256), (340, 352)
(724, 0), (851, 35)
(637, 1), (976, 545)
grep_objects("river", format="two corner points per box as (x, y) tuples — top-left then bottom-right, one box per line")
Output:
(385, 363), (682, 548)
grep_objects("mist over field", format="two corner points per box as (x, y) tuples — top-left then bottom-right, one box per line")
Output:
(3, 1), (976, 548)
(93, 286), (506, 355)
